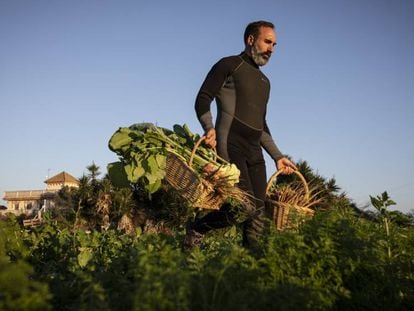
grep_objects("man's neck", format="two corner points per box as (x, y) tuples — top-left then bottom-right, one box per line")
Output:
(240, 51), (259, 68)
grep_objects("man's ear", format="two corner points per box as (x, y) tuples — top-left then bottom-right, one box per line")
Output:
(247, 34), (255, 46)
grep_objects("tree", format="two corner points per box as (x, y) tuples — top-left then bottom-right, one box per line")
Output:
(86, 162), (101, 182)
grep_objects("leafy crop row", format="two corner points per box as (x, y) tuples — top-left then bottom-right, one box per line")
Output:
(1, 201), (413, 310)
(1, 157), (413, 310)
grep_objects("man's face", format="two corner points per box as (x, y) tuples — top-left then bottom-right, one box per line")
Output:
(250, 26), (277, 66)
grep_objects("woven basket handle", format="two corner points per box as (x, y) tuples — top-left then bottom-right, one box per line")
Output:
(266, 169), (310, 201)
(188, 136), (217, 167)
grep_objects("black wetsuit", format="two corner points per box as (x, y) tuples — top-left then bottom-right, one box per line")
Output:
(193, 52), (284, 247)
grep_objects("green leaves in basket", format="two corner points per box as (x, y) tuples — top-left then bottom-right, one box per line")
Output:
(125, 163), (145, 183)
(107, 156), (166, 194)
(108, 127), (134, 154)
(107, 161), (130, 188)
(108, 124), (171, 193)
(142, 154), (166, 193)
(107, 122), (239, 196)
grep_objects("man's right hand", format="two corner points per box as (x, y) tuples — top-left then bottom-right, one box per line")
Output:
(204, 128), (217, 149)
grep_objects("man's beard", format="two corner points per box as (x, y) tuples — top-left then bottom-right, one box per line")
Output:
(251, 43), (270, 66)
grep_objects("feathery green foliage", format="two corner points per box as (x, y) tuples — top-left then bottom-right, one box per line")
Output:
(2, 200), (414, 310)
(3, 157), (414, 310)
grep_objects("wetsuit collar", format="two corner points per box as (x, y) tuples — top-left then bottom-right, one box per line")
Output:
(239, 52), (260, 69)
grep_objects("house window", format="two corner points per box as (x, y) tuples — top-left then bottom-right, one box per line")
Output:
(26, 203), (33, 210)
(14, 203), (19, 210)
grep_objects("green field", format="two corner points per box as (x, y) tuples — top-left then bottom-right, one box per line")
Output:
(1, 161), (413, 310)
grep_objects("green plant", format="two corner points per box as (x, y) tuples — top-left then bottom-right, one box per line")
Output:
(0, 218), (51, 310)
(370, 191), (396, 259)
(4, 155), (414, 311)
(107, 123), (239, 194)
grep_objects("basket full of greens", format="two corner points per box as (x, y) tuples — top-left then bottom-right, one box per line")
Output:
(107, 123), (250, 210)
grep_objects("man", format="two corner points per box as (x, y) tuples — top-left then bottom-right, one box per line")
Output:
(185, 20), (297, 250)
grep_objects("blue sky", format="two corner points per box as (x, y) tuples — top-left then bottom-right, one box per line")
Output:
(1, 0), (413, 213)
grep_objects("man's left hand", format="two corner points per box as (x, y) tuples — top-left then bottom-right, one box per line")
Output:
(276, 157), (297, 175)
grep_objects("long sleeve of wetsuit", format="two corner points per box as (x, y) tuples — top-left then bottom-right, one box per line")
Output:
(261, 120), (284, 161)
(195, 57), (241, 131)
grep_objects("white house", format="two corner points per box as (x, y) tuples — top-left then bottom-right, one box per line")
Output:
(2, 171), (79, 216)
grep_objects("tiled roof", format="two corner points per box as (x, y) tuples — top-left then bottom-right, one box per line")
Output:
(44, 171), (79, 184)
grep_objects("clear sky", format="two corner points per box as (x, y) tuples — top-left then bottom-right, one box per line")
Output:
(1, 0), (413, 213)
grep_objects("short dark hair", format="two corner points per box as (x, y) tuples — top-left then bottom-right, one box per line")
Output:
(244, 20), (274, 44)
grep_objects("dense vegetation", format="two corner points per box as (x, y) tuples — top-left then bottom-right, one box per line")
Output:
(1, 162), (413, 310)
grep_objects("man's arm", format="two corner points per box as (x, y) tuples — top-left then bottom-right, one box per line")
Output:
(261, 121), (297, 174)
(195, 56), (241, 133)
(261, 121), (284, 161)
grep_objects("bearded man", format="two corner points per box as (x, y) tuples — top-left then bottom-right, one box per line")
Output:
(185, 20), (297, 250)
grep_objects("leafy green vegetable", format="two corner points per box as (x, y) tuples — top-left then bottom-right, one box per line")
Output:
(107, 123), (240, 196)
(107, 161), (130, 188)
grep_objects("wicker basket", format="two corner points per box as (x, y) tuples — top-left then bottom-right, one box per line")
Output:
(164, 136), (224, 210)
(266, 169), (315, 230)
